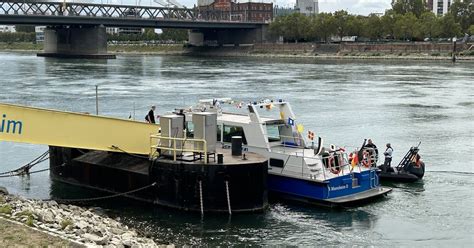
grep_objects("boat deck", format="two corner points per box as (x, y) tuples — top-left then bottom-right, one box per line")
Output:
(327, 187), (392, 204)
(74, 151), (150, 175)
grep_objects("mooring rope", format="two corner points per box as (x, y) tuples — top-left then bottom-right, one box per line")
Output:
(0, 163), (65, 178)
(199, 180), (204, 216)
(0, 150), (49, 177)
(109, 145), (149, 159)
(225, 180), (232, 215)
(55, 182), (157, 203)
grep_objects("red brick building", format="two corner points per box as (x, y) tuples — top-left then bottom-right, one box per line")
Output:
(198, 0), (273, 22)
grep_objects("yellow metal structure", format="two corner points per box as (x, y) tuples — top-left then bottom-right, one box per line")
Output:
(150, 135), (208, 164)
(0, 102), (159, 155)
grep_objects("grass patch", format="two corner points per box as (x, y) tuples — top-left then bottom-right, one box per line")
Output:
(431, 52), (441, 56)
(0, 42), (43, 51)
(371, 52), (381, 56)
(0, 204), (12, 215)
(0, 195), (5, 204)
(60, 218), (73, 230)
(25, 215), (34, 227)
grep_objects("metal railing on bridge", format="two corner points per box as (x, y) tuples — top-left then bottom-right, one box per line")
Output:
(0, 1), (196, 20)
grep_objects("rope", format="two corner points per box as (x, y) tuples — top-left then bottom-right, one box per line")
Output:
(225, 180), (232, 215)
(0, 150), (49, 177)
(199, 180), (204, 216)
(56, 182), (157, 203)
(109, 145), (149, 159)
(0, 163), (65, 178)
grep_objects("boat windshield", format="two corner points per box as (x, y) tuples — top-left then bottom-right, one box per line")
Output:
(223, 124), (247, 144)
(266, 124), (281, 142)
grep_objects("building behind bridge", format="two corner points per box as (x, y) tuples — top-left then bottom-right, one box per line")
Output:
(197, 0), (273, 22)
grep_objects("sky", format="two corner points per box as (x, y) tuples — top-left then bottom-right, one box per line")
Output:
(91, 0), (393, 16)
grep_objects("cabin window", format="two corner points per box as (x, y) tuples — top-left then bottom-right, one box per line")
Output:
(223, 125), (247, 144)
(186, 121), (194, 138)
(266, 124), (281, 142)
(269, 158), (284, 168)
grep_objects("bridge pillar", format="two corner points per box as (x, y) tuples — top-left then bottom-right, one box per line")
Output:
(189, 25), (268, 47)
(188, 30), (204, 46)
(38, 25), (115, 59)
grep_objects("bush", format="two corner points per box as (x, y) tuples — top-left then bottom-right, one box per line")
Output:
(431, 52), (440, 56)
(0, 204), (12, 215)
(25, 215), (34, 227)
(60, 218), (73, 230)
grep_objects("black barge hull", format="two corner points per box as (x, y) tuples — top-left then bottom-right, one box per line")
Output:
(49, 146), (268, 213)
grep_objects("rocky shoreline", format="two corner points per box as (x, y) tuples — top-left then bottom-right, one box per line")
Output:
(0, 190), (169, 247)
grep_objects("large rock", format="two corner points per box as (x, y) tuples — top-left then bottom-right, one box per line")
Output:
(0, 186), (9, 195)
(83, 233), (110, 245)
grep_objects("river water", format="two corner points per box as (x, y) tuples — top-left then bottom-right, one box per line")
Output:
(0, 52), (473, 246)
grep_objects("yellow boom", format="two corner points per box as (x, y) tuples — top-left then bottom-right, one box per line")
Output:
(0, 103), (159, 155)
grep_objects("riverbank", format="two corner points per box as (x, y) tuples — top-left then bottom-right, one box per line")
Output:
(2, 42), (473, 61)
(0, 191), (168, 247)
(0, 217), (81, 247)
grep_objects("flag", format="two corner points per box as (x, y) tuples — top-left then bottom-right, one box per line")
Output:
(288, 117), (295, 126)
(351, 152), (359, 169)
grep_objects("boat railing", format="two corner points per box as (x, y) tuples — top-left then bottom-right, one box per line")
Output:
(149, 134), (208, 164)
(247, 144), (369, 180)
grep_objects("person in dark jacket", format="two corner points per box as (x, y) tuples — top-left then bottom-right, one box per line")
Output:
(145, 105), (156, 124)
(364, 138), (379, 165)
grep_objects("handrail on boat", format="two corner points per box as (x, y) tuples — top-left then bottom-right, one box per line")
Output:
(149, 134), (208, 164)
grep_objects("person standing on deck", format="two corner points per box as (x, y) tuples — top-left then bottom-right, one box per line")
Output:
(383, 143), (393, 172)
(145, 105), (157, 124)
(364, 138), (379, 165)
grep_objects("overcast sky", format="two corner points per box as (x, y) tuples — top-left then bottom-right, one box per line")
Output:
(105, 0), (392, 15)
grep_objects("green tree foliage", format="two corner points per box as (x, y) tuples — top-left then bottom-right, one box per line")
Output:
(449, 0), (474, 33)
(310, 13), (336, 42)
(333, 10), (351, 41)
(392, 0), (427, 18)
(0, 32), (35, 42)
(365, 14), (384, 40)
(394, 13), (421, 40)
(419, 12), (440, 38)
(160, 28), (188, 42)
(269, 13), (311, 42)
(469, 25), (474, 35)
(437, 14), (462, 38)
(14, 25), (35, 33)
(381, 10), (399, 39)
(107, 28), (187, 42)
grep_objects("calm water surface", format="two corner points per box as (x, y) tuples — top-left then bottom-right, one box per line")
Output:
(0, 52), (473, 246)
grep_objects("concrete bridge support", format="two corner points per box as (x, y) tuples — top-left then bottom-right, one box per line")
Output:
(38, 25), (115, 59)
(188, 25), (268, 46)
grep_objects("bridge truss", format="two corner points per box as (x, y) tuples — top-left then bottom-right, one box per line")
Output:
(0, 1), (198, 21)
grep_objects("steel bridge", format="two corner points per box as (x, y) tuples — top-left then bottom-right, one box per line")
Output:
(0, 1), (263, 29)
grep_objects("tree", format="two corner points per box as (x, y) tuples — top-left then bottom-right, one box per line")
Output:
(281, 13), (311, 42)
(449, 0), (474, 33)
(346, 15), (366, 37)
(310, 12), (336, 42)
(365, 14), (384, 40)
(160, 29), (188, 42)
(419, 12), (440, 39)
(381, 10), (400, 39)
(392, 0), (427, 18)
(437, 13), (462, 38)
(333, 10), (350, 41)
(469, 24), (474, 35)
(394, 13), (420, 40)
(15, 25), (35, 33)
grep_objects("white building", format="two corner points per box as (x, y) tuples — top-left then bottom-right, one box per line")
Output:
(295, 0), (318, 16)
(432, 0), (452, 15)
(0, 25), (16, 33)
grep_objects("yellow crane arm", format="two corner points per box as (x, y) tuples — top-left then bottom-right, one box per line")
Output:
(0, 103), (159, 155)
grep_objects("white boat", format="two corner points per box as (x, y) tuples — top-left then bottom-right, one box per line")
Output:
(181, 98), (392, 207)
